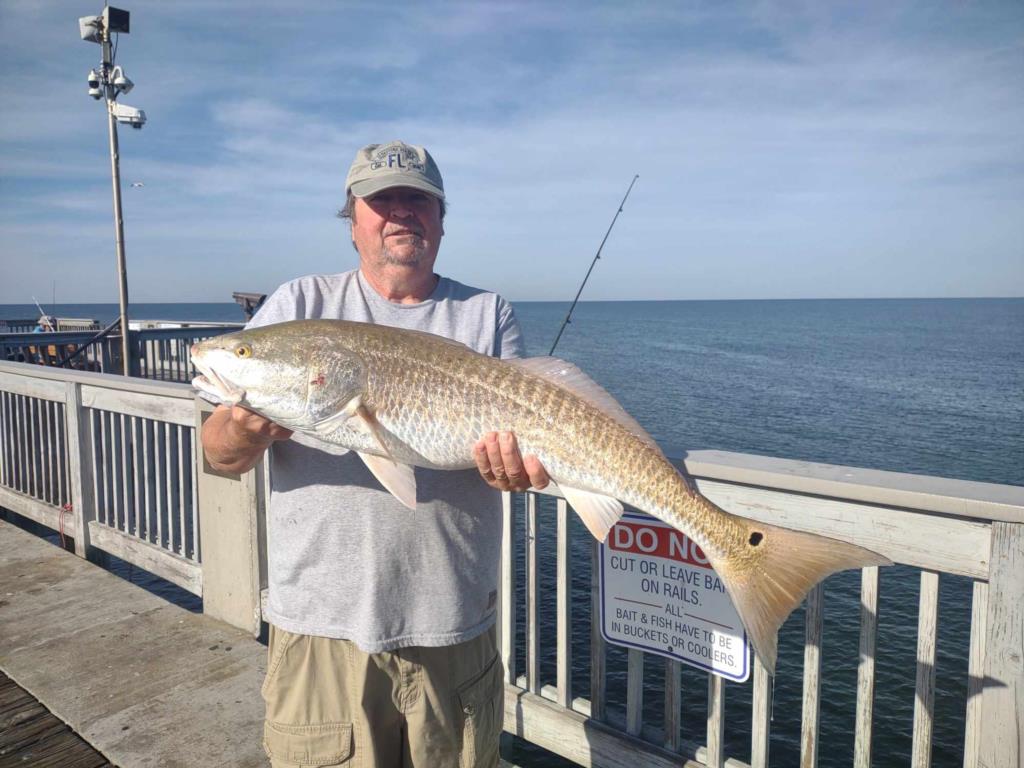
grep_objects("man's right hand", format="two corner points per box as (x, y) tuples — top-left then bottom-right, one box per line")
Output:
(200, 404), (293, 474)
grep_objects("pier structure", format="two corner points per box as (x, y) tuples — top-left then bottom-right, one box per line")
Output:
(0, 319), (237, 380)
(0, 353), (1021, 767)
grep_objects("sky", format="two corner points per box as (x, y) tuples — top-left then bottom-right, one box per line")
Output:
(0, 1), (1021, 303)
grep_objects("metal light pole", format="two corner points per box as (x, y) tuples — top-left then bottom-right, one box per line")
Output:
(102, 25), (131, 375)
(81, 7), (144, 376)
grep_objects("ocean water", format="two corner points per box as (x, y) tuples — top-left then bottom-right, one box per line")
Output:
(507, 298), (1022, 767)
(2, 297), (1022, 766)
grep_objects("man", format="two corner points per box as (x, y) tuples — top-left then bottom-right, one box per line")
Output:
(200, 140), (549, 768)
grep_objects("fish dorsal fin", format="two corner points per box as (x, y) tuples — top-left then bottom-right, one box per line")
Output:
(385, 325), (474, 352)
(357, 452), (417, 510)
(557, 485), (624, 542)
(509, 357), (662, 455)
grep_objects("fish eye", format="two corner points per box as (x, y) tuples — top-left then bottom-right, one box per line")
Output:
(235, 344), (253, 358)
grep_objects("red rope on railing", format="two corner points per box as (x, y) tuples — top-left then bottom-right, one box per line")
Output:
(59, 503), (73, 549)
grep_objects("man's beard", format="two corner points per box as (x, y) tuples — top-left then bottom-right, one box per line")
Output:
(380, 235), (428, 266)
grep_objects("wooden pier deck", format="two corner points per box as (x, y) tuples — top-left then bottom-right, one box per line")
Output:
(0, 518), (268, 767)
(0, 519), (529, 768)
(1, 670), (112, 767)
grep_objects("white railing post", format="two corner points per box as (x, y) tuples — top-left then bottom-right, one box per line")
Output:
(64, 381), (95, 559)
(977, 521), (1023, 768)
(193, 398), (263, 635)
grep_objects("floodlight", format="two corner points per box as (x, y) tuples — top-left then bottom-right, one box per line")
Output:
(103, 7), (130, 34)
(79, 15), (102, 43)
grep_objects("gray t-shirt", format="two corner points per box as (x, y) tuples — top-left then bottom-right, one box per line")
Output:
(248, 269), (524, 651)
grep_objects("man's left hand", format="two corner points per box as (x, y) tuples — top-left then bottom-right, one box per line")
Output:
(474, 432), (550, 492)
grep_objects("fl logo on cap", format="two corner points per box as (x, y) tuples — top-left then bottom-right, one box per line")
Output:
(370, 144), (425, 173)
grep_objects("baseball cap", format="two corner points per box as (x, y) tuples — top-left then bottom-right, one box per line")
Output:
(345, 140), (445, 200)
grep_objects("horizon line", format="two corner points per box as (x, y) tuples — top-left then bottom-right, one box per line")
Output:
(2, 295), (1022, 306)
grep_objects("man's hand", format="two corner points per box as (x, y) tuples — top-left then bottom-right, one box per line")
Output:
(473, 431), (550, 492)
(201, 404), (293, 474)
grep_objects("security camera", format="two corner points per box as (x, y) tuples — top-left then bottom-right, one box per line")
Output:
(112, 102), (146, 129)
(111, 66), (133, 94)
(87, 69), (103, 99)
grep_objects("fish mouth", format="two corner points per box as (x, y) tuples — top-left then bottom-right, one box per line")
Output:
(191, 359), (245, 405)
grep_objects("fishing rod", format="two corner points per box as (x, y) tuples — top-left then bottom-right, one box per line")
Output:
(31, 295), (54, 331)
(548, 174), (639, 355)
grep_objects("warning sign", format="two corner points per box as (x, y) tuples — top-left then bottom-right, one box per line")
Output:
(600, 512), (750, 682)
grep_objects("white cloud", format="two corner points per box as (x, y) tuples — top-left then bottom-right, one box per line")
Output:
(1, 1), (1021, 301)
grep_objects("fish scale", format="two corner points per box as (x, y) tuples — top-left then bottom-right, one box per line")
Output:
(191, 318), (891, 674)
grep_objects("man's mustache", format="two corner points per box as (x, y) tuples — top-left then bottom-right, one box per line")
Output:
(384, 225), (424, 238)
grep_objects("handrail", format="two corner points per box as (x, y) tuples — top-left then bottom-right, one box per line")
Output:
(0, 359), (194, 398)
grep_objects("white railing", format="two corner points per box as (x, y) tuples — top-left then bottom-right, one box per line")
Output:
(497, 455), (1022, 768)
(0, 361), (202, 594)
(0, 359), (1020, 768)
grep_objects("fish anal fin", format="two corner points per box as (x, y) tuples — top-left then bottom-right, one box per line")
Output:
(708, 518), (892, 676)
(510, 357), (662, 455)
(357, 452), (417, 510)
(558, 485), (624, 542)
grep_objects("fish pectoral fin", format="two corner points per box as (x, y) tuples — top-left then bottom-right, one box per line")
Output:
(354, 404), (398, 462)
(557, 485), (624, 542)
(310, 405), (359, 438)
(357, 452), (417, 510)
(310, 398), (396, 458)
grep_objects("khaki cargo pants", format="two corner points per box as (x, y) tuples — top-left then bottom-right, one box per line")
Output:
(261, 625), (504, 768)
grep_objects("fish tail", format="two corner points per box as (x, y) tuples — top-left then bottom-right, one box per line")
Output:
(705, 516), (891, 676)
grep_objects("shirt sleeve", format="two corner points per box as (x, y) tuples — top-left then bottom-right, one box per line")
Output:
(495, 297), (525, 360)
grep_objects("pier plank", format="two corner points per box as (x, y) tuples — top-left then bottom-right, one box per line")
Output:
(0, 673), (111, 768)
(0, 518), (267, 768)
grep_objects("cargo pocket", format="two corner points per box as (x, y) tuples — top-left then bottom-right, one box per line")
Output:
(263, 721), (353, 767)
(457, 653), (504, 768)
